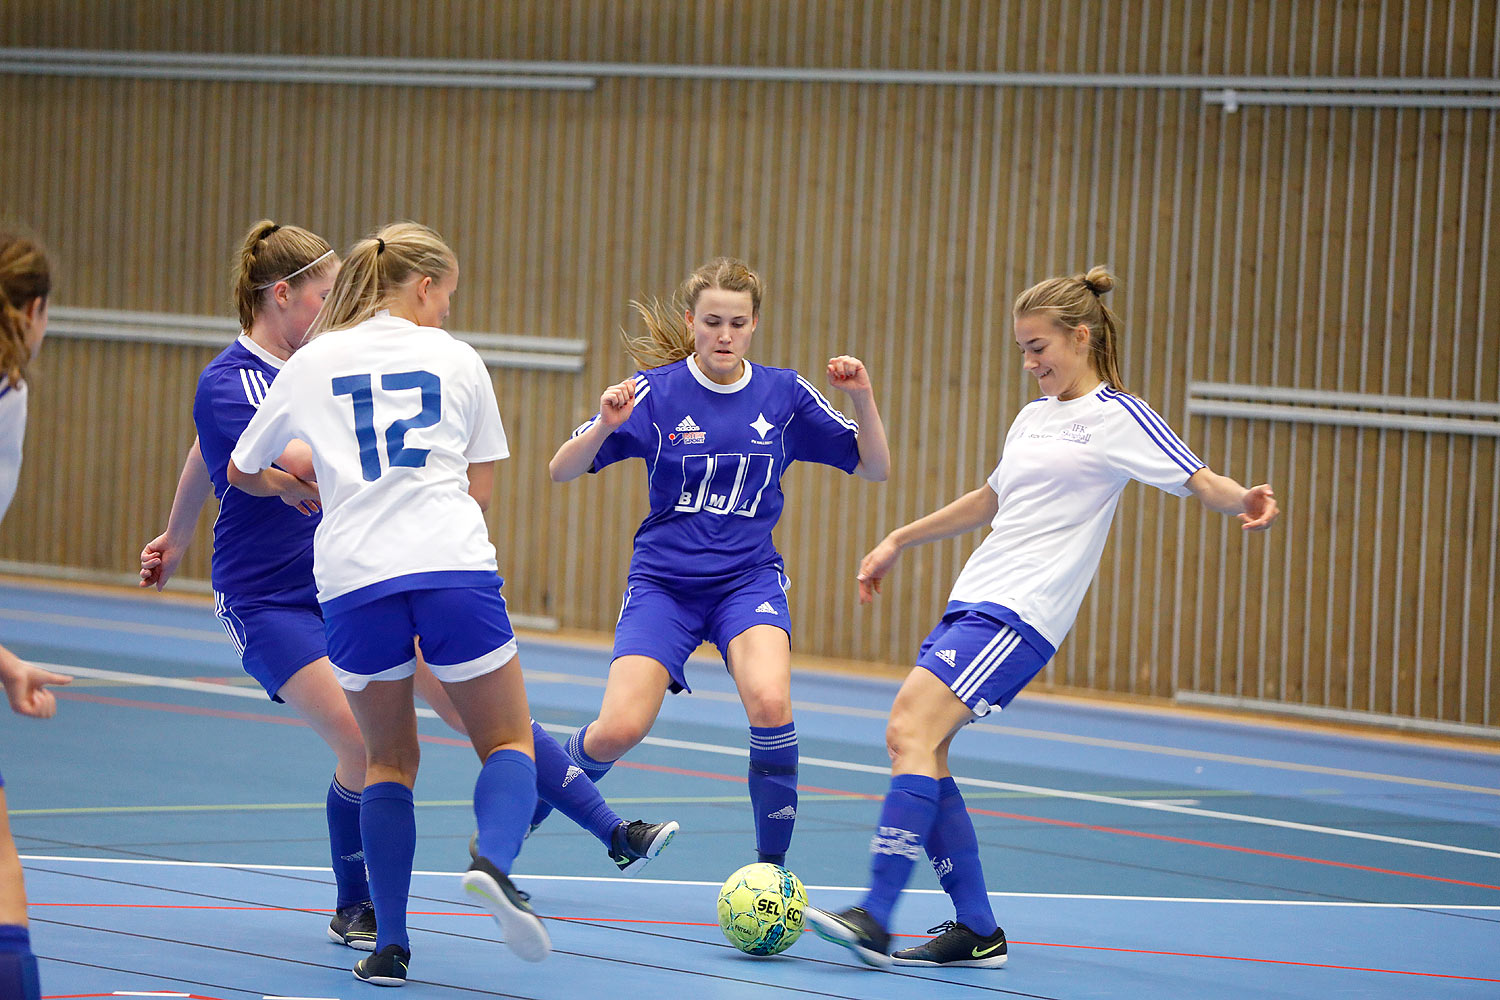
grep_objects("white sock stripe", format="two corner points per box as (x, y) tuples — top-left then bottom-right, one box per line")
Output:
(950, 628), (1010, 694)
(957, 630), (1023, 701)
(749, 735), (800, 750)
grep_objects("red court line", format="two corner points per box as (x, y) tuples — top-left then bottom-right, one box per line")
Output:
(55, 689), (1498, 892)
(32, 902), (1498, 984)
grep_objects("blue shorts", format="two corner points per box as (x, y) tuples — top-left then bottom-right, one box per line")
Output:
(323, 583), (518, 692)
(214, 591), (328, 702)
(916, 610), (1053, 717)
(612, 565), (792, 694)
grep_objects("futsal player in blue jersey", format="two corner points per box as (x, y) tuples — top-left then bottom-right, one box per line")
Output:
(806, 267), (1279, 969)
(0, 231), (72, 1000)
(140, 220), (405, 951)
(545, 257), (891, 868)
(227, 222), (559, 982)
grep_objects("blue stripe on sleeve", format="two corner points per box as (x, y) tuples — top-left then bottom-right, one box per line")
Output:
(1100, 388), (1204, 474)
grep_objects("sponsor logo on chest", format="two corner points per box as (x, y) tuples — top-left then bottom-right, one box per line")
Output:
(1060, 422), (1092, 444)
(668, 414), (706, 446)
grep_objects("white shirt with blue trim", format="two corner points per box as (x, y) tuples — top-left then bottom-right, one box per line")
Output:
(948, 384), (1204, 649)
(0, 379), (27, 522)
(230, 312), (509, 608)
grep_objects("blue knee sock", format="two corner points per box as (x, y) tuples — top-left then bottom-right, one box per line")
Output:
(533, 721), (613, 830)
(926, 777), (998, 935)
(859, 774), (940, 928)
(327, 777), (370, 908)
(565, 723), (616, 782)
(473, 748), (538, 872)
(360, 782), (415, 953)
(747, 722), (798, 865)
(531, 721), (622, 848)
(0, 925), (39, 1000)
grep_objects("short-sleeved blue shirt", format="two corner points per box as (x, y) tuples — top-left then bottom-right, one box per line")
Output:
(574, 357), (860, 588)
(192, 335), (318, 602)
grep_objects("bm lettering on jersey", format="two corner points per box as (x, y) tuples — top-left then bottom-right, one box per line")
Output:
(675, 452), (776, 517)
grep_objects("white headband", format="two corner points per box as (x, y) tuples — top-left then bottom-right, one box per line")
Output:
(254, 249), (336, 291)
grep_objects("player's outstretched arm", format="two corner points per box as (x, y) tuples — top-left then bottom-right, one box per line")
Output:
(140, 437), (214, 591)
(857, 486), (999, 603)
(826, 355), (890, 482)
(0, 644), (70, 719)
(549, 378), (636, 482)
(1186, 468), (1279, 531)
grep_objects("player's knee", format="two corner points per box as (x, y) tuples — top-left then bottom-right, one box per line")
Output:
(741, 689), (792, 728)
(884, 710), (935, 766)
(587, 715), (648, 760)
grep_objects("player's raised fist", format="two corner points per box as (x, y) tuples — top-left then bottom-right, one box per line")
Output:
(599, 378), (637, 428)
(826, 355), (872, 395)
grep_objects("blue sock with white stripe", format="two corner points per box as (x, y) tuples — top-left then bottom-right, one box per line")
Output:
(327, 777), (370, 908)
(535, 723), (613, 830)
(474, 748), (538, 872)
(859, 773), (940, 928)
(360, 782), (416, 953)
(531, 720), (623, 848)
(564, 723), (616, 782)
(0, 925), (39, 1000)
(748, 722), (798, 865)
(926, 777), (998, 936)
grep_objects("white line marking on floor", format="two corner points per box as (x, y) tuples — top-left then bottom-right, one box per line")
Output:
(35, 662), (1500, 860)
(22, 855), (1500, 910)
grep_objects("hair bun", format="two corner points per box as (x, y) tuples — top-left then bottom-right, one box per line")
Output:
(1081, 266), (1115, 296)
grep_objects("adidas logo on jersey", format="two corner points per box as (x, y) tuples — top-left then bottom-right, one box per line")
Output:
(562, 765), (584, 788)
(755, 602), (778, 615)
(935, 648), (958, 668)
(675, 415), (701, 432)
(766, 805), (796, 820)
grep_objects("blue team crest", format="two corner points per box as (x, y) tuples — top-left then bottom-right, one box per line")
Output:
(670, 414), (706, 446)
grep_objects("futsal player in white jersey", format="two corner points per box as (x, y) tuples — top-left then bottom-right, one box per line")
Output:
(228, 223), (550, 983)
(545, 257), (890, 867)
(807, 267), (1279, 969)
(0, 231), (72, 1000)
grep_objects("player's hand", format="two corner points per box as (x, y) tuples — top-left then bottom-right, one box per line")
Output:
(856, 536), (902, 604)
(1239, 484), (1279, 531)
(0, 652), (71, 719)
(826, 356), (872, 396)
(599, 378), (637, 429)
(278, 475), (321, 516)
(139, 532), (189, 591)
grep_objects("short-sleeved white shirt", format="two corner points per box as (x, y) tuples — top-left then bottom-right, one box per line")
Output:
(0, 379), (27, 522)
(231, 312), (509, 608)
(948, 384), (1204, 649)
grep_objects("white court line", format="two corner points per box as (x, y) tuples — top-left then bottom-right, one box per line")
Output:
(38, 662), (1500, 860)
(20, 855), (1500, 910)
(20, 607), (1500, 791)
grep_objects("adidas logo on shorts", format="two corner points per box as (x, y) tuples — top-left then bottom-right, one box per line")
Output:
(755, 602), (778, 615)
(767, 805), (796, 820)
(935, 648), (958, 668)
(676, 415), (702, 432)
(562, 765), (584, 787)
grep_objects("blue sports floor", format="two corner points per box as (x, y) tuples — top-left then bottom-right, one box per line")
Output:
(1, 578), (1498, 999)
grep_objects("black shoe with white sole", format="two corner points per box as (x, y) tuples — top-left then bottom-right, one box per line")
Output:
(468, 834), (529, 901)
(352, 942), (410, 987)
(328, 900), (377, 951)
(609, 819), (679, 874)
(891, 920), (1008, 968)
(461, 856), (551, 962)
(806, 905), (892, 969)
